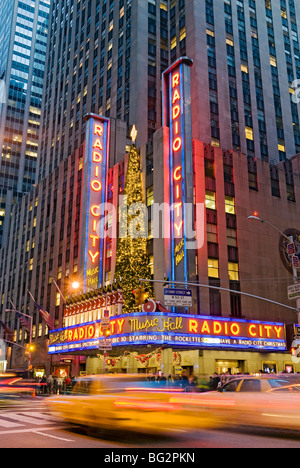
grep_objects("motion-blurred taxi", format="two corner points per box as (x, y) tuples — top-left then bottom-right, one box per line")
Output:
(218, 376), (290, 392)
(169, 376), (300, 434)
(46, 374), (215, 435)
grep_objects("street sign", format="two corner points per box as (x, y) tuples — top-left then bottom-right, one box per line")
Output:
(101, 310), (110, 327)
(292, 255), (300, 269)
(101, 317), (110, 327)
(98, 340), (112, 351)
(288, 283), (300, 301)
(164, 288), (193, 307)
(288, 242), (296, 256)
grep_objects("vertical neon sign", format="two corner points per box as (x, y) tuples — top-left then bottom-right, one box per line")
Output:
(81, 114), (110, 291)
(163, 57), (196, 306)
(170, 65), (187, 281)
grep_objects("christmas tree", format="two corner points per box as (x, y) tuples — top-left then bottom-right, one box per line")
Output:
(114, 144), (153, 312)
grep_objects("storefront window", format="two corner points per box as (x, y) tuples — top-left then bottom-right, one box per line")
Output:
(262, 362), (277, 373)
(215, 360), (243, 375)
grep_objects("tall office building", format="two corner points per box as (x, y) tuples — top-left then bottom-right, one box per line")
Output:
(0, 0), (50, 247)
(185, 0), (300, 163)
(38, 0), (300, 184)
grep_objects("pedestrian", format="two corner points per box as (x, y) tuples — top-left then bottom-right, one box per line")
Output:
(46, 374), (53, 395)
(53, 376), (58, 394)
(40, 375), (47, 395)
(187, 374), (197, 392)
(211, 373), (220, 391)
(65, 376), (71, 394)
(57, 376), (63, 394)
(180, 371), (189, 388)
(188, 374), (197, 386)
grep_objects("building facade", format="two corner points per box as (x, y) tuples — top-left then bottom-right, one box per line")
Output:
(2, 122), (299, 377)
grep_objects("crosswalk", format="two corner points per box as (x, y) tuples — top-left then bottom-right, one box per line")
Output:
(0, 408), (59, 432)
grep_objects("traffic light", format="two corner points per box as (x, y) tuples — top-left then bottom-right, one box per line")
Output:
(132, 286), (149, 306)
(133, 288), (142, 306)
(140, 286), (149, 304)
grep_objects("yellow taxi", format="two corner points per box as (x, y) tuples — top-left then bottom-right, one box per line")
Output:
(46, 374), (215, 435)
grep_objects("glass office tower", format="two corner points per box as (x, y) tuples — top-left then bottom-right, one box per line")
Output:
(0, 0), (50, 247)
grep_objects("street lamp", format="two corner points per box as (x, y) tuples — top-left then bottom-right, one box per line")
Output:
(71, 281), (81, 291)
(71, 280), (100, 293)
(247, 215), (293, 243)
(248, 214), (300, 323)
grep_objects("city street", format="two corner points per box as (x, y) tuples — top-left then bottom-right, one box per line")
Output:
(1, 399), (300, 449)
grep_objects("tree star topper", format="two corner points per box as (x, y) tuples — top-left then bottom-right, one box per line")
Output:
(130, 124), (138, 144)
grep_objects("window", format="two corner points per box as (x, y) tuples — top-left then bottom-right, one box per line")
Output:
(207, 223), (218, 243)
(221, 379), (241, 392)
(227, 228), (237, 247)
(208, 258), (219, 278)
(240, 379), (261, 392)
(147, 187), (154, 206)
(56, 292), (61, 307)
(245, 126), (254, 140)
(205, 190), (216, 210)
(229, 262), (239, 281)
(225, 196), (235, 214)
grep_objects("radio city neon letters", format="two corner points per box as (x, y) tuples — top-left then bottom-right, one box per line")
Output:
(88, 122), (105, 264)
(188, 319), (283, 340)
(49, 312), (286, 354)
(172, 70), (183, 240)
(172, 72), (182, 153)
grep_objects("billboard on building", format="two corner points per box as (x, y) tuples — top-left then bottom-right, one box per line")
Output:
(49, 312), (286, 354)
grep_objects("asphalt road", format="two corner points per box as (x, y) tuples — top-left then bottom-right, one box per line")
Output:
(0, 398), (300, 449)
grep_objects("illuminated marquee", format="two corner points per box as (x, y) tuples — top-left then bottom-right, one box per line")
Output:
(81, 114), (110, 290)
(49, 312), (286, 354)
(163, 57), (196, 292)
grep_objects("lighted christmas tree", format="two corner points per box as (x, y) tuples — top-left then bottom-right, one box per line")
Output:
(114, 144), (153, 312)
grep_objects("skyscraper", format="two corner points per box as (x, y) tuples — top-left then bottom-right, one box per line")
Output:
(0, 0), (50, 247)
(38, 0), (300, 185)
